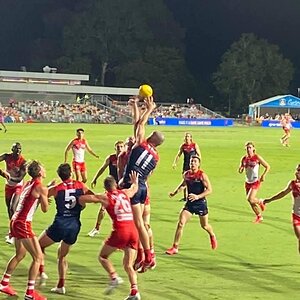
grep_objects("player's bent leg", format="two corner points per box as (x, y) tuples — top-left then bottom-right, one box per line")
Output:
(0, 238), (26, 296)
(123, 247), (141, 300)
(81, 171), (87, 183)
(51, 241), (70, 294)
(9, 193), (21, 218)
(293, 224), (300, 254)
(38, 231), (55, 286)
(199, 214), (217, 250)
(88, 206), (105, 237)
(247, 188), (263, 222)
(131, 204), (151, 256)
(74, 169), (81, 181)
(99, 244), (123, 295)
(22, 237), (47, 299)
(166, 209), (192, 255)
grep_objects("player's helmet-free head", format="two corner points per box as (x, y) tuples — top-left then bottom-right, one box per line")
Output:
(57, 163), (72, 181)
(11, 142), (22, 154)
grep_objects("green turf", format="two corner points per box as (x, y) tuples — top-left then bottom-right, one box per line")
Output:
(0, 123), (299, 300)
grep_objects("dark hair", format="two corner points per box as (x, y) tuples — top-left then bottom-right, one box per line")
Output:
(190, 155), (201, 162)
(57, 163), (72, 180)
(28, 160), (42, 178)
(104, 175), (117, 191)
(76, 128), (84, 133)
(11, 142), (21, 152)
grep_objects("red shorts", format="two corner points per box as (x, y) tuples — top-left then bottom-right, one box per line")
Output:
(105, 228), (138, 250)
(10, 220), (35, 239)
(245, 181), (260, 194)
(5, 184), (22, 200)
(292, 213), (300, 227)
(283, 127), (290, 134)
(72, 161), (86, 172)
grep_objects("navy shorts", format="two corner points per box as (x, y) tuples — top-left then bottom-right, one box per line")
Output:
(130, 183), (148, 205)
(182, 164), (190, 173)
(184, 199), (208, 216)
(46, 218), (81, 245)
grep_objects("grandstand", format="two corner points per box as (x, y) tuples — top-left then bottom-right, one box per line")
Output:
(0, 69), (224, 124)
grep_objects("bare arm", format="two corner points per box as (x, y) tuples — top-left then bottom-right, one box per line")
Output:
(172, 146), (183, 169)
(0, 153), (7, 162)
(64, 140), (73, 163)
(79, 193), (108, 207)
(263, 182), (292, 204)
(91, 156), (110, 188)
(128, 97), (140, 137)
(238, 157), (244, 174)
(135, 96), (156, 145)
(188, 172), (212, 201)
(257, 154), (270, 182)
(169, 178), (186, 198)
(86, 141), (99, 159)
(0, 168), (10, 180)
(34, 184), (49, 213)
(195, 143), (202, 160)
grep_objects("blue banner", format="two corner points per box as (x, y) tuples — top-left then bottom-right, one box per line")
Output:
(148, 117), (234, 127)
(261, 120), (300, 128)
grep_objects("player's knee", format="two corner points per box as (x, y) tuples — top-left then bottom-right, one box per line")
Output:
(16, 252), (26, 261)
(177, 220), (185, 229)
(99, 254), (108, 263)
(201, 223), (209, 231)
(123, 262), (134, 273)
(144, 223), (150, 231)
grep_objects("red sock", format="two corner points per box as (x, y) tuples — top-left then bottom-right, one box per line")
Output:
(26, 280), (35, 296)
(57, 278), (65, 288)
(1, 273), (11, 286)
(95, 223), (100, 230)
(39, 265), (44, 274)
(130, 284), (138, 296)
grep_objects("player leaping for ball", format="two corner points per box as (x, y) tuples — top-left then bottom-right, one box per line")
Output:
(238, 141), (270, 223)
(64, 128), (99, 183)
(122, 96), (164, 272)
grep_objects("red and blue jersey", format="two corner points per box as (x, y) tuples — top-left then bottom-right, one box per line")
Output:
(123, 141), (159, 184)
(54, 179), (85, 219)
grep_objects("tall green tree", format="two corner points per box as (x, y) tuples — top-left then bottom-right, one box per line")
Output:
(57, 0), (184, 86)
(213, 33), (294, 114)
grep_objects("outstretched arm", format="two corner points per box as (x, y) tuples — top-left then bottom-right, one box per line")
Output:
(64, 140), (73, 163)
(86, 141), (99, 159)
(263, 182), (292, 204)
(79, 193), (108, 207)
(135, 96), (156, 145)
(172, 146), (183, 169)
(195, 143), (202, 160)
(258, 155), (270, 182)
(91, 156), (110, 188)
(169, 178), (186, 198)
(238, 157), (244, 174)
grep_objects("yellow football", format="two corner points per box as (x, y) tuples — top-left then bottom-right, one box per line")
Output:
(138, 84), (153, 98)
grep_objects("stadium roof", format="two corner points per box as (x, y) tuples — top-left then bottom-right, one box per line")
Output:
(249, 94), (300, 108)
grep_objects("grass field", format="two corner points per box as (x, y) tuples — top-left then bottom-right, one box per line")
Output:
(0, 123), (300, 300)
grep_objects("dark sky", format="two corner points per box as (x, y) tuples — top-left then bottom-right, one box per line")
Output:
(1, 0), (300, 93)
(165, 0), (300, 93)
